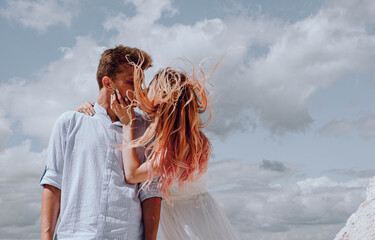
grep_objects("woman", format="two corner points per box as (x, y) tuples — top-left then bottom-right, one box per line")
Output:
(79, 64), (239, 240)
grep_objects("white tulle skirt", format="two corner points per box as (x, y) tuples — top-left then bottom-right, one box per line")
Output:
(158, 177), (239, 240)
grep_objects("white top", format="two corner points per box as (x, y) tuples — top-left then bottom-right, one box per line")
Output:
(40, 103), (161, 240)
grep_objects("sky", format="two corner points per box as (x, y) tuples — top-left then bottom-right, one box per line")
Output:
(0, 0), (375, 239)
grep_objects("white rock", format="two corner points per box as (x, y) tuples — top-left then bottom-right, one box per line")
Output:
(334, 177), (375, 240)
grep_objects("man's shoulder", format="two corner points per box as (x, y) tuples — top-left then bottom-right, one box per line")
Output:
(54, 111), (85, 129)
(57, 110), (81, 122)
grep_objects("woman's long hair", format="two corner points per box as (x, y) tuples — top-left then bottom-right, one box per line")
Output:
(129, 61), (213, 202)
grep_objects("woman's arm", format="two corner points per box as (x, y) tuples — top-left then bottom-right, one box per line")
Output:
(121, 125), (150, 183)
(111, 89), (152, 184)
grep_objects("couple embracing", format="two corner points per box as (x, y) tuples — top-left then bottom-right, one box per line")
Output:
(40, 45), (239, 240)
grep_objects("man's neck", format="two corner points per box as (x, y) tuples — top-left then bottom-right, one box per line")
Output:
(97, 89), (119, 123)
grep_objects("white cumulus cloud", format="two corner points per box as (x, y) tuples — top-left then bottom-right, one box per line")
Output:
(102, 0), (375, 136)
(0, 37), (103, 144)
(0, 0), (78, 32)
(0, 140), (46, 239)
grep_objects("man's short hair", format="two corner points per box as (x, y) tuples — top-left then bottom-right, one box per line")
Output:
(96, 45), (152, 89)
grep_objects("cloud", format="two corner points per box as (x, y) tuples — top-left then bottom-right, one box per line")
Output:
(0, 0), (78, 32)
(1, 1), (374, 142)
(208, 159), (370, 240)
(0, 37), (103, 144)
(0, 140), (45, 239)
(358, 115), (375, 138)
(325, 168), (375, 178)
(260, 159), (288, 172)
(319, 119), (356, 136)
(324, 0), (375, 26)
(0, 152), (368, 240)
(0, 0), (374, 239)
(320, 115), (375, 138)
(123, 0), (178, 24)
(229, 3), (375, 135)
(0, 108), (12, 151)
(102, 0), (375, 137)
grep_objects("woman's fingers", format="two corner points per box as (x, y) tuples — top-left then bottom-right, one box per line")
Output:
(77, 101), (95, 116)
(115, 89), (127, 107)
(110, 90), (134, 125)
(111, 91), (122, 114)
(82, 108), (90, 116)
(110, 92), (117, 110)
(124, 95), (131, 106)
(77, 104), (90, 116)
(83, 102), (95, 116)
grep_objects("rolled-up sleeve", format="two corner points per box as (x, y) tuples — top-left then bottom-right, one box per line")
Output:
(139, 178), (163, 202)
(40, 113), (68, 190)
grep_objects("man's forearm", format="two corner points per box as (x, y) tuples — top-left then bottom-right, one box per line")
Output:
(41, 185), (61, 240)
(142, 197), (161, 240)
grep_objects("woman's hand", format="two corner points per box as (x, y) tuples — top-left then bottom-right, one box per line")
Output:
(110, 89), (135, 126)
(111, 89), (149, 184)
(77, 102), (95, 116)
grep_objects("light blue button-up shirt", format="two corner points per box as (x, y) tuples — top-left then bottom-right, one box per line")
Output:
(40, 103), (161, 240)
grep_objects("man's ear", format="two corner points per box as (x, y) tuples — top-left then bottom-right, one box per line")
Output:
(102, 76), (113, 91)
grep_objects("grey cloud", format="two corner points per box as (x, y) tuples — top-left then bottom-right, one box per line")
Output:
(208, 159), (370, 240)
(320, 115), (375, 139)
(0, 140), (45, 239)
(358, 115), (375, 138)
(319, 119), (356, 136)
(324, 0), (375, 26)
(0, 222), (40, 240)
(326, 168), (375, 178)
(208, 158), (299, 187)
(260, 159), (288, 172)
(0, 116), (12, 151)
(0, 147), (370, 240)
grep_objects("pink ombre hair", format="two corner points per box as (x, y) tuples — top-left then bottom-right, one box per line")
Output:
(130, 63), (213, 202)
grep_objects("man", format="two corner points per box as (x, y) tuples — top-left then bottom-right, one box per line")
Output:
(40, 45), (162, 240)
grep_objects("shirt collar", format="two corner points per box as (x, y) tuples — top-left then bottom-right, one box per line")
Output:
(93, 102), (107, 115)
(94, 103), (123, 127)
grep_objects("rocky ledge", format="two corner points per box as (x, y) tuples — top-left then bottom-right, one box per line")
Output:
(334, 177), (375, 240)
